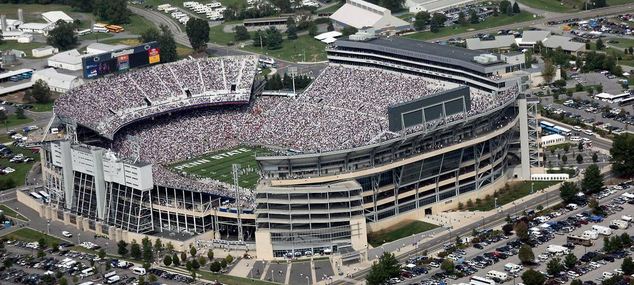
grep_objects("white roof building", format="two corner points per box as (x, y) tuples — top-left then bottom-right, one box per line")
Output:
(31, 68), (83, 93)
(48, 49), (83, 71)
(85, 43), (130, 55)
(42, 11), (74, 24)
(330, 0), (410, 31)
(19, 22), (53, 35)
(466, 35), (516, 50)
(4, 19), (23, 31)
(32, 46), (59, 58)
(519, 30), (551, 46)
(542, 35), (585, 53)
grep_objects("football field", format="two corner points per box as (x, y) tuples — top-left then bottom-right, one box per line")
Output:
(169, 146), (268, 189)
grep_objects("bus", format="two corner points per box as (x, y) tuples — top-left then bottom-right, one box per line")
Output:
(38, 191), (50, 199)
(540, 121), (571, 136)
(619, 96), (634, 106)
(105, 25), (125, 33)
(29, 192), (43, 199)
(567, 234), (593, 246)
(471, 275), (497, 285)
(553, 125), (571, 136)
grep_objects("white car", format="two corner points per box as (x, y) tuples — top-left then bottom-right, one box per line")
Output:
(61, 231), (73, 238)
(622, 215), (633, 222)
(3, 167), (15, 174)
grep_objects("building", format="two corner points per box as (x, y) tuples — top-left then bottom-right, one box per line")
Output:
(540, 134), (566, 147)
(466, 35), (516, 50)
(330, 0), (410, 32)
(32, 46), (59, 58)
(542, 35), (585, 55)
(42, 11), (74, 24)
(518, 30), (551, 48)
(31, 68), (83, 93)
(19, 22), (53, 35)
(1, 19), (23, 31)
(0, 31), (33, 43)
(406, 0), (477, 13)
(85, 43), (130, 55)
(47, 49), (83, 71)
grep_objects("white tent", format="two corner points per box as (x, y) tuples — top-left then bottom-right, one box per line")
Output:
(321, 37), (337, 44)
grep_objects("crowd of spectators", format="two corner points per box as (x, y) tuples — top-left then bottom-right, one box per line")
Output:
(54, 55), (258, 138)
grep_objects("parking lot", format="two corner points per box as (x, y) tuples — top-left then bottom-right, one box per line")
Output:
(396, 182), (634, 285)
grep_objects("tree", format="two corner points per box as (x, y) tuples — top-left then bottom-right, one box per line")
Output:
(596, 38), (604, 50)
(499, 0), (511, 14)
(190, 246), (197, 258)
(621, 232), (633, 247)
(366, 252), (401, 285)
(581, 164), (603, 194)
(342, 26), (358, 36)
(327, 21), (334, 32)
(512, 2), (520, 13)
(522, 269), (546, 285)
(559, 182), (579, 203)
(98, 249), (106, 259)
(571, 280), (582, 285)
(457, 12), (467, 26)
(611, 134), (634, 177)
(469, 9), (479, 24)
(542, 59), (556, 83)
(117, 240), (128, 257)
(163, 255), (172, 266)
(564, 253), (577, 269)
(561, 154), (568, 164)
(157, 25), (178, 63)
(377, 0), (405, 12)
(209, 261), (221, 272)
(207, 249), (214, 261)
(59, 277), (68, 285)
(130, 240), (142, 260)
(286, 17), (298, 40)
(199, 256), (207, 266)
(308, 22), (318, 37)
(265, 27), (283, 50)
(93, 0), (131, 24)
(154, 238), (163, 253)
(518, 245), (535, 265)
(441, 259), (454, 273)
(514, 221), (529, 242)
(148, 274), (158, 282)
(225, 254), (234, 264)
(622, 257), (634, 275)
(27, 80), (52, 104)
(185, 18), (210, 51)
(181, 252), (187, 262)
(46, 20), (78, 51)
(234, 25), (250, 41)
(414, 11), (431, 31)
(143, 240), (154, 263)
(15, 108), (25, 120)
(172, 253), (180, 266)
(430, 13), (447, 33)
(252, 30), (266, 48)
(576, 153), (583, 164)
(547, 258), (563, 276)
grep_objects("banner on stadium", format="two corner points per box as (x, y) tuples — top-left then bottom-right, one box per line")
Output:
(148, 48), (161, 64)
(81, 41), (160, 79)
(117, 54), (130, 72)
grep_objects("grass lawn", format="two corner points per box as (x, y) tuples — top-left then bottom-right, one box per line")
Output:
(79, 33), (115, 42)
(465, 181), (560, 211)
(367, 220), (439, 247)
(197, 270), (276, 285)
(2, 228), (66, 248)
(0, 115), (34, 129)
(516, 0), (581, 12)
(31, 102), (54, 112)
(0, 204), (28, 221)
(405, 12), (537, 41)
(0, 145), (39, 187)
(210, 24), (237, 45)
(241, 34), (327, 62)
(125, 15), (157, 36)
(170, 146), (268, 189)
(0, 41), (48, 58)
(100, 38), (194, 59)
(316, 2), (343, 13)
(606, 38), (634, 49)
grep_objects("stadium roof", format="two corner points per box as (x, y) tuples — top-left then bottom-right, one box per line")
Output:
(42, 11), (74, 23)
(543, 35), (585, 52)
(86, 43), (130, 55)
(330, 0), (409, 30)
(335, 37), (509, 74)
(521, 30), (551, 44)
(466, 35), (516, 50)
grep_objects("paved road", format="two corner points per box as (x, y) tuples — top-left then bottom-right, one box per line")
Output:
(428, 4), (634, 42)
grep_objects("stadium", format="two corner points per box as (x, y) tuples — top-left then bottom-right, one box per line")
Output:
(32, 36), (531, 260)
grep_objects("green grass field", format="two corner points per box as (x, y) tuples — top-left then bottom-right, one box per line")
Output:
(368, 220), (439, 247)
(0, 205), (27, 221)
(464, 181), (559, 211)
(607, 38), (634, 49)
(2, 228), (66, 248)
(0, 145), (39, 188)
(405, 12), (537, 41)
(241, 34), (327, 62)
(0, 41), (49, 58)
(517, 0), (582, 12)
(170, 146), (268, 189)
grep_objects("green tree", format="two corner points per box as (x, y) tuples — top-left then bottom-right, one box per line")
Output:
(209, 261), (221, 272)
(154, 238), (163, 253)
(117, 240), (128, 257)
(581, 164), (603, 194)
(366, 252), (401, 285)
(441, 259), (454, 273)
(414, 11), (430, 30)
(27, 79), (52, 104)
(576, 153), (583, 164)
(518, 245), (535, 265)
(499, 0), (511, 14)
(98, 249), (106, 259)
(512, 2), (520, 13)
(190, 246), (197, 258)
(542, 59), (556, 83)
(457, 12), (467, 26)
(603, 236), (614, 253)
(207, 249), (214, 261)
(564, 253), (577, 269)
(163, 255), (172, 266)
(514, 221), (529, 242)
(252, 30), (266, 48)
(234, 25), (250, 41)
(430, 13), (447, 33)
(571, 280), (582, 285)
(46, 20), (78, 51)
(469, 9), (479, 24)
(59, 277), (68, 285)
(522, 269), (546, 285)
(286, 17), (298, 40)
(225, 254), (234, 264)
(93, 0), (131, 24)
(377, 0), (405, 12)
(265, 27), (283, 50)
(181, 252), (187, 262)
(611, 133), (634, 177)
(185, 18), (210, 51)
(562, 154), (568, 164)
(559, 181), (579, 203)
(596, 38), (604, 50)
(342, 26), (358, 36)
(172, 253), (180, 266)
(621, 232), (633, 247)
(327, 21), (334, 31)
(622, 257), (634, 275)
(308, 22), (318, 37)
(130, 240), (142, 260)
(15, 108), (25, 120)
(199, 256), (207, 266)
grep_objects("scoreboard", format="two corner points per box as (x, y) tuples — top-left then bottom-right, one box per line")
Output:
(82, 41), (161, 79)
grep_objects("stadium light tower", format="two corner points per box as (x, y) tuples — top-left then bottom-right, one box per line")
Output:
(288, 67), (297, 96)
(232, 164), (244, 241)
